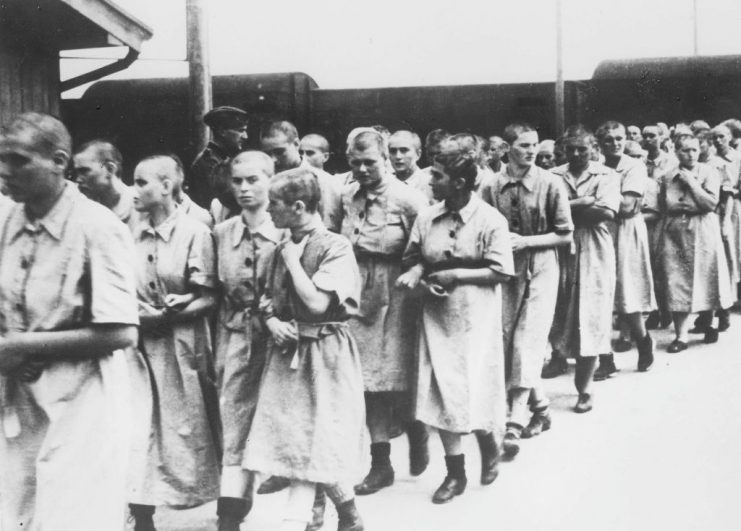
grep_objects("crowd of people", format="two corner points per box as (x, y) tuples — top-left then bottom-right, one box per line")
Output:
(0, 108), (739, 531)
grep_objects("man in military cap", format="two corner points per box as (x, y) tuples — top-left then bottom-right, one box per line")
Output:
(186, 105), (249, 210)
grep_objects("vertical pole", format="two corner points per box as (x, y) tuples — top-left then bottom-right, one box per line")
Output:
(692, 0), (699, 55)
(186, 0), (212, 160)
(554, 0), (565, 136)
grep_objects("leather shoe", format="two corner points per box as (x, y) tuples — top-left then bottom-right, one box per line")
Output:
(704, 327), (719, 344)
(645, 311), (660, 329)
(636, 333), (654, 372)
(541, 356), (568, 379)
(718, 313), (731, 332)
(593, 355), (619, 381)
(337, 499), (364, 531)
(257, 475), (290, 495)
(501, 425), (522, 460)
(613, 337), (633, 352)
(667, 339), (688, 353)
(432, 476), (467, 504)
(354, 466), (394, 495)
(573, 393), (593, 413)
(521, 411), (552, 439)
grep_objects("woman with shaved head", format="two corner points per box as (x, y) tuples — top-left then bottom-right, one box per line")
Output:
(128, 154), (220, 529)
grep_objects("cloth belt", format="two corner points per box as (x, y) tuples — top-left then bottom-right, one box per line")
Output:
(287, 321), (348, 369)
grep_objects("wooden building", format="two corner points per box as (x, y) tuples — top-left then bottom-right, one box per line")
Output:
(0, 0), (152, 126)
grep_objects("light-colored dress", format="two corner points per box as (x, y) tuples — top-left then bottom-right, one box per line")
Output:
(402, 195), (514, 434)
(214, 215), (282, 466)
(242, 219), (365, 484)
(550, 162), (621, 357)
(611, 155), (657, 314)
(132, 208), (220, 506)
(341, 175), (426, 392)
(399, 167), (435, 203)
(482, 166), (573, 389)
(658, 165), (733, 312)
(0, 185), (138, 530)
(708, 151), (741, 285)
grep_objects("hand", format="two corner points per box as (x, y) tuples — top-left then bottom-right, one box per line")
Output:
(420, 279), (449, 299)
(396, 267), (424, 290)
(427, 269), (458, 290)
(266, 317), (298, 347)
(571, 195), (595, 208)
(281, 234), (310, 266)
(509, 233), (529, 253)
(163, 293), (195, 313)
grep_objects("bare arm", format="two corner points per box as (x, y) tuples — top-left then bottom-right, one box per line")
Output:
(683, 177), (718, 213)
(0, 324), (138, 372)
(512, 232), (573, 252)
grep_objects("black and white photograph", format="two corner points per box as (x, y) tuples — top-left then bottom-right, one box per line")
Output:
(1, 0), (740, 529)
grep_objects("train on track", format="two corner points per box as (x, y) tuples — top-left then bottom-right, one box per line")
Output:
(61, 54), (741, 177)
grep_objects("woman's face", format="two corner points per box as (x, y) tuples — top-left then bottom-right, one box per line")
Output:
(230, 161), (270, 211)
(429, 161), (458, 201)
(676, 138), (700, 169)
(599, 126), (626, 159)
(509, 131), (539, 169)
(564, 136), (594, 171)
(348, 145), (386, 188)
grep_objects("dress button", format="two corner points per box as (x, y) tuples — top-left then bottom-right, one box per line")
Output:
(15, 302), (23, 312)
(449, 230), (456, 238)
(244, 257), (253, 267)
(444, 250), (452, 258)
(20, 258), (29, 269)
(354, 228), (360, 235)
(149, 282), (156, 289)
(511, 198), (519, 207)
(147, 255), (154, 262)
(359, 212), (365, 220)
(243, 280), (253, 289)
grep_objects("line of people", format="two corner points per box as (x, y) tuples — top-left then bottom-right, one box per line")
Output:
(0, 108), (739, 531)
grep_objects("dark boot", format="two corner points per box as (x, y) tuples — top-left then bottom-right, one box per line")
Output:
(354, 442), (394, 495)
(128, 504), (156, 531)
(636, 332), (654, 372)
(645, 310), (660, 329)
(217, 497), (251, 531)
(257, 475), (290, 495)
(502, 422), (523, 460)
(336, 499), (364, 531)
(432, 454), (467, 504)
(541, 353), (568, 379)
(593, 353), (619, 381)
(690, 311), (712, 334)
(305, 486), (327, 531)
(521, 408), (552, 439)
(406, 420), (429, 476)
(474, 430), (500, 485)
(718, 309), (731, 332)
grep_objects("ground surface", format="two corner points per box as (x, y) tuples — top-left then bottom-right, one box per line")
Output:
(153, 317), (741, 531)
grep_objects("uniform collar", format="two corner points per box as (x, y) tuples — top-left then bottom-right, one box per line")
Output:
(206, 141), (230, 159)
(353, 173), (391, 201)
(502, 164), (536, 191)
(431, 194), (481, 223)
(134, 206), (181, 242)
(10, 182), (78, 242)
(231, 214), (282, 247)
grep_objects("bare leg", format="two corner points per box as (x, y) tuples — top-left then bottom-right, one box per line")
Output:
(282, 480), (316, 531)
(439, 430), (463, 456)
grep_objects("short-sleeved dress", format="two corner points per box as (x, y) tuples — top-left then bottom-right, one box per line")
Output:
(550, 162), (621, 357)
(481, 166), (573, 389)
(658, 165), (733, 312)
(242, 219), (365, 485)
(214, 215), (283, 467)
(611, 155), (657, 314)
(400, 167), (435, 204)
(0, 185), (138, 530)
(402, 195), (514, 434)
(708, 151), (741, 285)
(132, 207), (220, 506)
(341, 175), (426, 392)
(645, 151), (677, 255)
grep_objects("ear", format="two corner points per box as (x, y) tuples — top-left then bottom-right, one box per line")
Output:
(321, 152), (330, 163)
(453, 176), (467, 191)
(293, 199), (306, 214)
(103, 161), (117, 177)
(52, 149), (70, 170)
(161, 177), (173, 196)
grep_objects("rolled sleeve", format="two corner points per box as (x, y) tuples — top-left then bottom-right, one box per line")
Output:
(594, 172), (622, 213)
(88, 218), (139, 325)
(187, 227), (217, 289)
(311, 236), (361, 311)
(483, 215), (515, 277)
(549, 178), (574, 234)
